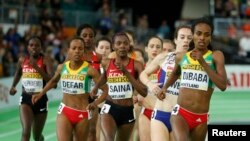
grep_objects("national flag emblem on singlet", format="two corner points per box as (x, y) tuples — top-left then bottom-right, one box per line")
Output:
(60, 61), (91, 94)
(106, 58), (135, 99)
(180, 50), (215, 91)
(21, 56), (44, 93)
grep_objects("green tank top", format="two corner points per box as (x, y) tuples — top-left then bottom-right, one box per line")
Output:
(60, 61), (91, 94)
(179, 50), (215, 91)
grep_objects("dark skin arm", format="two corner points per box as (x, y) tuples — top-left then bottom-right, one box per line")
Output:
(90, 59), (109, 96)
(191, 49), (227, 91)
(43, 56), (54, 81)
(9, 57), (23, 95)
(115, 59), (147, 97)
(29, 55), (53, 82)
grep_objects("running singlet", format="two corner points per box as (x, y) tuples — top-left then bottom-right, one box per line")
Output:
(61, 61), (91, 94)
(106, 58), (135, 99)
(158, 52), (180, 95)
(179, 50), (215, 91)
(129, 51), (137, 60)
(148, 68), (159, 84)
(22, 56), (45, 93)
(147, 64), (160, 95)
(82, 51), (100, 91)
(82, 51), (100, 71)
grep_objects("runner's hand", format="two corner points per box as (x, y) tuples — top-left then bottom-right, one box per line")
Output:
(86, 101), (97, 111)
(9, 87), (17, 96)
(32, 93), (43, 104)
(156, 89), (166, 100)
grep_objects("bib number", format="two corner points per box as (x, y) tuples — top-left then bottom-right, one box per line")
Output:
(57, 103), (64, 114)
(100, 104), (111, 114)
(151, 109), (157, 119)
(171, 104), (180, 115)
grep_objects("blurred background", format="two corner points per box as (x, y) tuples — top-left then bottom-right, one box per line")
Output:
(0, 0), (249, 140)
(0, 0), (249, 78)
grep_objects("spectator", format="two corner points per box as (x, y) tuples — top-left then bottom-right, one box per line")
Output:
(52, 9), (63, 33)
(39, 8), (55, 36)
(2, 49), (16, 76)
(214, 0), (226, 17)
(4, 27), (21, 57)
(44, 46), (58, 70)
(115, 9), (133, 33)
(239, 30), (250, 58)
(54, 44), (67, 64)
(157, 19), (171, 39)
(162, 39), (175, 52)
(136, 14), (149, 44)
(97, 2), (113, 36)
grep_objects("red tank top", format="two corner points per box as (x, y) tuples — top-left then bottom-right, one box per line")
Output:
(106, 58), (135, 76)
(106, 58), (135, 99)
(82, 51), (100, 71)
(21, 55), (45, 93)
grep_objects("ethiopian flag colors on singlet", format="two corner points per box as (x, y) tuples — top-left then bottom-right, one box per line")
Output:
(179, 50), (215, 91)
(60, 61), (91, 94)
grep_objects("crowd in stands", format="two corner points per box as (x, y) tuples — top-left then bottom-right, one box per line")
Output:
(213, 0), (250, 63)
(0, 0), (172, 78)
(0, 0), (249, 78)
(214, 0), (250, 19)
(0, 0), (67, 78)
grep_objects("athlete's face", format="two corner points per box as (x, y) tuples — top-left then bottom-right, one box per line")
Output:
(95, 40), (111, 57)
(80, 28), (95, 49)
(27, 38), (42, 57)
(145, 37), (162, 60)
(113, 35), (130, 58)
(68, 39), (84, 61)
(193, 23), (211, 50)
(163, 42), (175, 52)
(174, 28), (193, 52)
